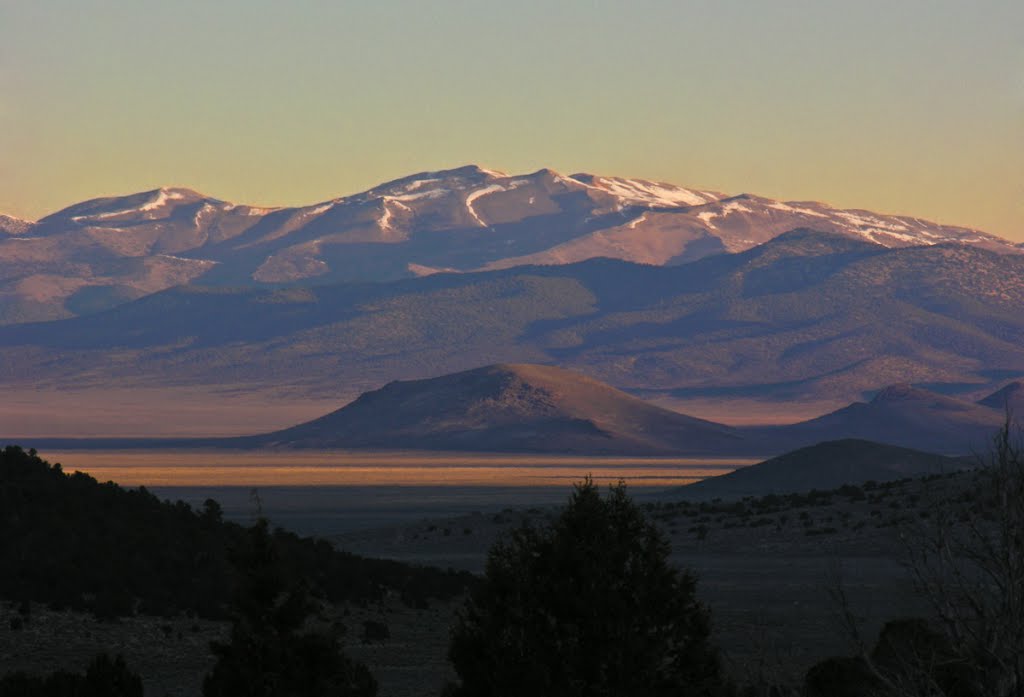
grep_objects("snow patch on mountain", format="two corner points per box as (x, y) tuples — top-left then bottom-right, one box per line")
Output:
(626, 213), (648, 230)
(378, 201), (394, 230)
(67, 187), (196, 222)
(695, 200), (754, 227)
(193, 203), (217, 228)
(139, 188), (187, 212)
(464, 184), (504, 227)
(383, 188), (449, 203)
(0, 214), (34, 235)
(155, 253), (217, 265)
(768, 201), (828, 218)
(834, 211), (909, 233)
(580, 176), (722, 208)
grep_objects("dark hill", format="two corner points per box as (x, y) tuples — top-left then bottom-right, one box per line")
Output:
(753, 384), (1006, 455)
(978, 381), (1024, 412)
(251, 363), (745, 455)
(0, 445), (471, 619)
(674, 439), (967, 500)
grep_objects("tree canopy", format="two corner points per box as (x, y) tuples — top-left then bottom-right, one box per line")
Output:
(446, 478), (731, 697)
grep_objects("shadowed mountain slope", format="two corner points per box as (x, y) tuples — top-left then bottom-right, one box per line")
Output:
(756, 384), (1007, 454)
(2, 166), (1018, 323)
(672, 439), (968, 500)
(978, 381), (1024, 413)
(249, 363), (745, 455)
(1, 230), (1023, 405)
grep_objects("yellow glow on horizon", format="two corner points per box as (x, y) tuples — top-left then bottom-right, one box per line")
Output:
(1, 1), (1020, 241)
(46, 450), (758, 487)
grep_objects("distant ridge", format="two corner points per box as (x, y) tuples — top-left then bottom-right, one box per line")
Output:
(2, 165), (1018, 323)
(250, 363), (745, 455)
(674, 439), (967, 500)
(2, 230), (1024, 407)
(756, 383), (1007, 454)
(978, 381), (1024, 412)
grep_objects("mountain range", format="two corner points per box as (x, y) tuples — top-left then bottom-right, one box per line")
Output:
(2, 165), (1019, 324)
(2, 228), (1022, 407)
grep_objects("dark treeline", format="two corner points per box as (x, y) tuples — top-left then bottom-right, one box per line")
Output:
(0, 445), (474, 620)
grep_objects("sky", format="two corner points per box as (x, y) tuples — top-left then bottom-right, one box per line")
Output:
(1, 0), (1021, 241)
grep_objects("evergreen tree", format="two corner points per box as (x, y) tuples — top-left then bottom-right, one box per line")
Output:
(447, 478), (731, 697)
(203, 519), (377, 697)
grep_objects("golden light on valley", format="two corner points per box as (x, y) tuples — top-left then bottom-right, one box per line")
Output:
(44, 450), (759, 488)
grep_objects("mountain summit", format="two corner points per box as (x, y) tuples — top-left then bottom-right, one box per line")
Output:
(758, 384), (1007, 454)
(2, 166), (1018, 323)
(251, 363), (743, 454)
(978, 381), (1024, 412)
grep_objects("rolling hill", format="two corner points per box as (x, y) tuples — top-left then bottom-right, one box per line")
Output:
(248, 363), (746, 455)
(977, 380), (1024, 413)
(2, 165), (1018, 323)
(757, 384), (1009, 454)
(672, 439), (968, 499)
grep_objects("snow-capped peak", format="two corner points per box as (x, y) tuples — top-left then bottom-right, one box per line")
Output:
(138, 187), (190, 212)
(0, 214), (36, 237)
(569, 174), (725, 208)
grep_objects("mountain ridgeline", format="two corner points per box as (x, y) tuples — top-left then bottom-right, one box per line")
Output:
(2, 165), (1018, 324)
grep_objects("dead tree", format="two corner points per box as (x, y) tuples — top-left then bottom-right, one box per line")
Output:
(900, 416), (1024, 697)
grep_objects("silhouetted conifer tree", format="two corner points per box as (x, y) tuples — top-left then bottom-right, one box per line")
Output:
(203, 519), (377, 697)
(446, 478), (731, 697)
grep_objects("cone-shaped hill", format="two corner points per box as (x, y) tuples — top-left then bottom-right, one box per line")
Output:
(252, 364), (745, 454)
(673, 439), (968, 500)
(756, 383), (1005, 455)
(978, 381), (1024, 413)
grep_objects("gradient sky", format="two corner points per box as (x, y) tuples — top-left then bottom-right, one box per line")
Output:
(2, 0), (1021, 240)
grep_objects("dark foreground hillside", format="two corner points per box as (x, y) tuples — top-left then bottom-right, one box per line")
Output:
(3, 439), (1021, 696)
(0, 445), (473, 620)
